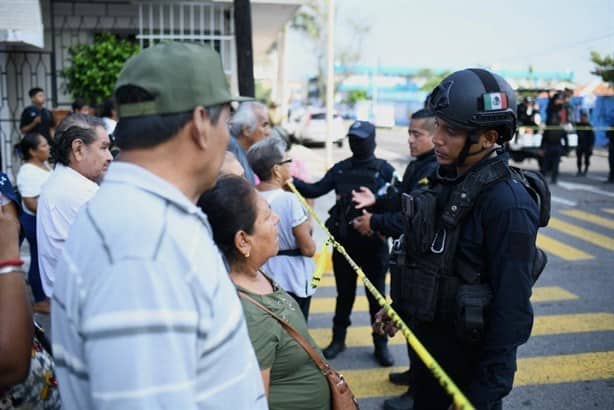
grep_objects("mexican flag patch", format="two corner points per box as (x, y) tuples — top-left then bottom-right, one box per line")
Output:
(483, 92), (508, 110)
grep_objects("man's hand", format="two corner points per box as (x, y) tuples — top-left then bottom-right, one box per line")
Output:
(373, 308), (398, 337)
(32, 115), (42, 126)
(351, 209), (373, 236)
(352, 186), (376, 209)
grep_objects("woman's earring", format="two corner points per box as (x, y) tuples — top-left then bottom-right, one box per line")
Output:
(244, 250), (250, 258)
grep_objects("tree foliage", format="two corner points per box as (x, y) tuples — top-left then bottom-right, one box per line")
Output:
(61, 33), (139, 104)
(590, 51), (614, 85)
(290, 0), (371, 103)
(419, 69), (451, 93)
(346, 89), (367, 106)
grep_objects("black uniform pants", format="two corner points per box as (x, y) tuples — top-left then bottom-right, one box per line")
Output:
(412, 321), (502, 410)
(541, 144), (562, 183)
(608, 139), (614, 181)
(576, 145), (592, 172)
(330, 238), (389, 341)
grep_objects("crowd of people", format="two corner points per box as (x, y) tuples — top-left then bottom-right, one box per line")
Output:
(0, 42), (565, 410)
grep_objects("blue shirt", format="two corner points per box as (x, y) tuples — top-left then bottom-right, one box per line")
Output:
(51, 162), (267, 410)
(227, 136), (257, 185)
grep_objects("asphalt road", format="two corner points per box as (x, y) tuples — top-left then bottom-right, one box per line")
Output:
(295, 127), (614, 410)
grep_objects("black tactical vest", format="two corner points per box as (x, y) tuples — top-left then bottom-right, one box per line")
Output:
(325, 159), (387, 241)
(391, 157), (549, 344)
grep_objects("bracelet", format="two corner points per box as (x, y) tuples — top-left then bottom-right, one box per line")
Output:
(0, 266), (25, 275)
(0, 259), (24, 268)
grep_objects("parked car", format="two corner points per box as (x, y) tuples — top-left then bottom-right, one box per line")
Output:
(508, 125), (578, 162)
(292, 109), (346, 147)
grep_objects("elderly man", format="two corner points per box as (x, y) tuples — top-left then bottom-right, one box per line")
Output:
(37, 114), (112, 298)
(227, 101), (271, 184)
(51, 42), (267, 409)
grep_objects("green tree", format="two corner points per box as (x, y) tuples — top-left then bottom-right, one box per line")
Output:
(290, 0), (371, 103)
(61, 33), (139, 104)
(418, 69), (451, 93)
(346, 89), (367, 106)
(590, 51), (614, 85)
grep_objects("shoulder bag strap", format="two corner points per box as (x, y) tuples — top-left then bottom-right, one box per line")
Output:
(237, 291), (330, 372)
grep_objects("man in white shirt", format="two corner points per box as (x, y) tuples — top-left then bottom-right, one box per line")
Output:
(37, 114), (112, 297)
(51, 42), (267, 409)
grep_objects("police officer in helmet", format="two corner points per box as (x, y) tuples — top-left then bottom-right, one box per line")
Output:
(293, 120), (396, 366)
(375, 69), (540, 409)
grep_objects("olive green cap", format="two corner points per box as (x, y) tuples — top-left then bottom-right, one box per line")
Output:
(115, 42), (250, 118)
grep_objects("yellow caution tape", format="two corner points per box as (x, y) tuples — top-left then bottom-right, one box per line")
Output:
(312, 239), (332, 288)
(287, 181), (475, 410)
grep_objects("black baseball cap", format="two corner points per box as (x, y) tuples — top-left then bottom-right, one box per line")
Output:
(347, 120), (375, 139)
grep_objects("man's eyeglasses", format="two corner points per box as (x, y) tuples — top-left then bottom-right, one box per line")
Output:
(276, 158), (293, 165)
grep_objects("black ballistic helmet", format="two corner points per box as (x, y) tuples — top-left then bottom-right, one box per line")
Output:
(427, 68), (517, 144)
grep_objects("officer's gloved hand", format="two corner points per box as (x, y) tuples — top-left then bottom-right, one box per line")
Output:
(351, 186), (376, 209)
(351, 210), (373, 236)
(373, 308), (398, 337)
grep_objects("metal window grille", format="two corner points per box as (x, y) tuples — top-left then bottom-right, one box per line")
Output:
(137, 1), (234, 75)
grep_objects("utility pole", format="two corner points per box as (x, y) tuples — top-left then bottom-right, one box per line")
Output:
(325, 0), (335, 168)
(234, 0), (255, 97)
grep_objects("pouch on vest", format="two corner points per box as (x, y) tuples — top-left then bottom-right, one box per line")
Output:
(398, 261), (440, 322)
(389, 236), (405, 307)
(455, 283), (493, 345)
(402, 191), (438, 255)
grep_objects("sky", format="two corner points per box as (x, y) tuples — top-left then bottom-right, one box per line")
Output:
(286, 0), (614, 84)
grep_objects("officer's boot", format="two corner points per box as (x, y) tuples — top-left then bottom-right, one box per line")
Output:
(373, 333), (394, 367)
(323, 329), (346, 359)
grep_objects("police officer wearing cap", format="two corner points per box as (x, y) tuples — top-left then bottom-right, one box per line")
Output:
(293, 120), (396, 366)
(375, 68), (540, 410)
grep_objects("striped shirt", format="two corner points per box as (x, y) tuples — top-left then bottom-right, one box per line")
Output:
(51, 162), (267, 410)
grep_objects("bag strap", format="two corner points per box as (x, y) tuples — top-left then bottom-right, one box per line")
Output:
(237, 291), (330, 372)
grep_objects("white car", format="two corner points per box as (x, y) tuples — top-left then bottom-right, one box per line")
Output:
(293, 110), (346, 146)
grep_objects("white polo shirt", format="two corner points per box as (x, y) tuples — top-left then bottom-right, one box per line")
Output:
(37, 163), (98, 297)
(51, 161), (267, 409)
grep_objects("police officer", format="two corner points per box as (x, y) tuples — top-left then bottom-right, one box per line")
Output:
(351, 109), (438, 410)
(293, 120), (396, 366)
(541, 92), (569, 184)
(375, 68), (540, 410)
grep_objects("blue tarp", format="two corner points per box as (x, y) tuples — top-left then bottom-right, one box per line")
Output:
(538, 95), (614, 146)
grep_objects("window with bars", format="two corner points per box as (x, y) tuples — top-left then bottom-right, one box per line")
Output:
(137, 1), (234, 75)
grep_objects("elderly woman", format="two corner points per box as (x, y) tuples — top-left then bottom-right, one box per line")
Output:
(198, 176), (330, 410)
(247, 137), (316, 319)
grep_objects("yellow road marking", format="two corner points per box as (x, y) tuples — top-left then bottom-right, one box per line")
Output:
(340, 351), (614, 398)
(536, 234), (594, 261)
(309, 313), (614, 348)
(561, 209), (614, 230)
(532, 313), (614, 336)
(603, 208), (614, 215)
(310, 286), (577, 315)
(548, 217), (614, 251)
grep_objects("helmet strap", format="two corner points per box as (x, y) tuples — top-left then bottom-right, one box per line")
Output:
(455, 133), (479, 167)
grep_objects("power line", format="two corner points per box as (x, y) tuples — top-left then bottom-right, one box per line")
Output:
(499, 31), (614, 62)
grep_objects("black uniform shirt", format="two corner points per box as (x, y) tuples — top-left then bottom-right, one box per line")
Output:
(370, 150), (438, 238)
(443, 155), (539, 406)
(20, 105), (53, 141)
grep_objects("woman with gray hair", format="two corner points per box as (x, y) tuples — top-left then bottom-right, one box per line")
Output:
(247, 137), (316, 319)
